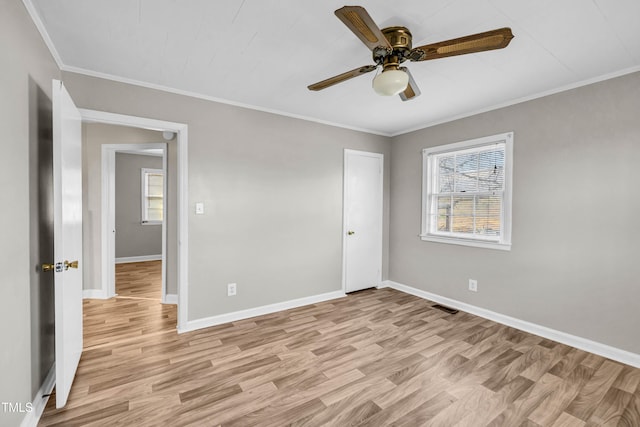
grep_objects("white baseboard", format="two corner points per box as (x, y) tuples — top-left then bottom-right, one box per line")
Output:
(115, 255), (162, 264)
(383, 280), (640, 369)
(178, 290), (347, 334)
(21, 363), (55, 427)
(163, 293), (178, 305)
(82, 288), (108, 299)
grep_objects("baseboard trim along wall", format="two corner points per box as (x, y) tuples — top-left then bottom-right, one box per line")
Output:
(115, 254), (162, 264)
(381, 280), (640, 369)
(163, 293), (178, 305)
(82, 289), (108, 299)
(21, 363), (55, 427)
(178, 290), (347, 334)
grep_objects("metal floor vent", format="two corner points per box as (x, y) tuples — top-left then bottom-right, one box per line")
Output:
(432, 304), (459, 314)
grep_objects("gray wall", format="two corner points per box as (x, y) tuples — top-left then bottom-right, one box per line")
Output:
(63, 72), (391, 321)
(82, 123), (178, 294)
(0, 1), (60, 426)
(115, 152), (163, 258)
(390, 71), (640, 354)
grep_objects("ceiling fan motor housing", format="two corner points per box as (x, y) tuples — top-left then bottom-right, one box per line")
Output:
(374, 26), (413, 68)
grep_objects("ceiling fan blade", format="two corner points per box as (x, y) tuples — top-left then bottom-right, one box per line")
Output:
(307, 65), (377, 91)
(399, 68), (421, 101)
(410, 27), (514, 61)
(335, 6), (391, 51)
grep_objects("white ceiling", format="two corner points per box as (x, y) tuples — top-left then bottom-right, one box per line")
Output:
(28, 0), (640, 136)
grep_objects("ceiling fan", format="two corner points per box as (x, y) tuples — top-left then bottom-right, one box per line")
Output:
(308, 6), (514, 101)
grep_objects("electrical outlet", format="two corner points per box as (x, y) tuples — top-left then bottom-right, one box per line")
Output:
(227, 283), (237, 296)
(468, 279), (478, 292)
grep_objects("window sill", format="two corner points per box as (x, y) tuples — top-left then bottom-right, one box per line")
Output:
(141, 221), (163, 226)
(420, 234), (511, 251)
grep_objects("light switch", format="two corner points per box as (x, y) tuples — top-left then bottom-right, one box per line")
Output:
(195, 202), (204, 214)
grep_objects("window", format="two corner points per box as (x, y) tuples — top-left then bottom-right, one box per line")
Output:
(421, 132), (513, 250)
(141, 168), (164, 224)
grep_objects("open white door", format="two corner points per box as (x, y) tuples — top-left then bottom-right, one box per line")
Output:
(343, 149), (383, 293)
(52, 80), (83, 408)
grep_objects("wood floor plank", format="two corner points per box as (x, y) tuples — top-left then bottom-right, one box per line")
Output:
(551, 412), (586, 426)
(38, 262), (640, 426)
(453, 376), (534, 427)
(611, 365), (640, 394)
(617, 389), (640, 427)
(389, 391), (457, 427)
(528, 365), (595, 426)
(585, 387), (634, 426)
(487, 373), (564, 426)
(565, 360), (625, 421)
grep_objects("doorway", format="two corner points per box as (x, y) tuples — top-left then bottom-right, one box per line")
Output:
(102, 143), (168, 304)
(80, 109), (189, 331)
(112, 144), (167, 303)
(342, 149), (384, 293)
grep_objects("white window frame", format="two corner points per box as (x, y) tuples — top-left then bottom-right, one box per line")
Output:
(141, 167), (164, 225)
(421, 132), (513, 251)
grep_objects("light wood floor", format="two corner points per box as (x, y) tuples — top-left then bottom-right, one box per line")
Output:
(40, 268), (640, 426)
(115, 260), (162, 301)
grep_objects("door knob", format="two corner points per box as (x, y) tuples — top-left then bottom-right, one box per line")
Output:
(347, 230), (355, 235)
(64, 260), (79, 270)
(42, 263), (56, 272)
(42, 262), (63, 273)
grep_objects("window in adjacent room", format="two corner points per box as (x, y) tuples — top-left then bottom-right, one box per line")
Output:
(141, 168), (164, 224)
(421, 132), (513, 250)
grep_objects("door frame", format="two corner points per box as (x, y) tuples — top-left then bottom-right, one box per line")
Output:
(80, 109), (189, 331)
(342, 149), (384, 293)
(102, 143), (168, 302)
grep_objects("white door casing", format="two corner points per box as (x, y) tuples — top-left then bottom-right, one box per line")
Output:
(52, 80), (84, 408)
(343, 149), (383, 293)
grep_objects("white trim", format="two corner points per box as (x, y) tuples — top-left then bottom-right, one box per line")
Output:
(117, 149), (163, 157)
(419, 235), (512, 251)
(64, 64), (640, 139)
(64, 66), (390, 137)
(20, 363), (56, 427)
(178, 291), (346, 334)
(21, 0), (64, 68)
(82, 289), (108, 299)
(342, 149), (384, 293)
(101, 147), (115, 299)
(160, 150), (168, 303)
(83, 109), (189, 331)
(115, 255), (162, 264)
(382, 280), (640, 369)
(177, 128), (189, 331)
(164, 293), (178, 305)
(391, 65), (640, 137)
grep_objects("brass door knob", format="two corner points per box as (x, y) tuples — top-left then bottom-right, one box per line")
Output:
(64, 260), (79, 270)
(347, 230), (355, 235)
(42, 263), (55, 272)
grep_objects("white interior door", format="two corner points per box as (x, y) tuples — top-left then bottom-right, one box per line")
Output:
(343, 149), (383, 293)
(52, 80), (83, 408)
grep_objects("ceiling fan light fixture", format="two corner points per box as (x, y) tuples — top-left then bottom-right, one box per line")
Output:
(372, 68), (409, 96)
